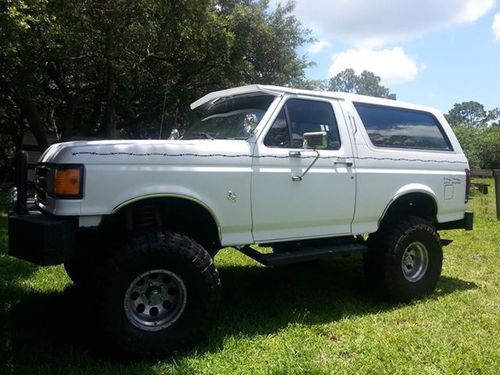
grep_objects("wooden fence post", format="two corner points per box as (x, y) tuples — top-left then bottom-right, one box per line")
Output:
(494, 169), (500, 220)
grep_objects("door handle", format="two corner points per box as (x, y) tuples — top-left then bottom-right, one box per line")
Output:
(289, 151), (301, 158)
(334, 159), (353, 167)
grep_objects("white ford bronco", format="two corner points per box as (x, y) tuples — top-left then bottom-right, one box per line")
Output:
(8, 85), (473, 357)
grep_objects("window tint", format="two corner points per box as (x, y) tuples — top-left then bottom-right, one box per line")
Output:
(264, 99), (341, 150)
(354, 103), (452, 150)
(264, 108), (290, 147)
(184, 95), (274, 140)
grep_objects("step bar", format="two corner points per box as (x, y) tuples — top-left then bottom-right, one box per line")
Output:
(236, 242), (368, 267)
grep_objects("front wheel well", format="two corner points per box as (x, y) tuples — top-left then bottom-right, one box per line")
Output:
(101, 197), (221, 254)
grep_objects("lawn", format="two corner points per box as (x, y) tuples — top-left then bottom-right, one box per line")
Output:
(0, 180), (499, 374)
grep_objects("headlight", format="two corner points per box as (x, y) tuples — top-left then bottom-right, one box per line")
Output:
(44, 165), (84, 199)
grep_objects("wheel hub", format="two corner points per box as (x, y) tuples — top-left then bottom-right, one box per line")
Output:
(404, 254), (414, 267)
(146, 286), (166, 305)
(124, 269), (187, 331)
(401, 241), (429, 282)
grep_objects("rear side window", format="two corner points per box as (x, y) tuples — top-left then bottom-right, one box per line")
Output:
(354, 103), (452, 151)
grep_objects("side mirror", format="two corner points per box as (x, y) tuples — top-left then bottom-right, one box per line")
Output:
(169, 128), (180, 140)
(244, 113), (259, 134)
(303, 131), (327, 149)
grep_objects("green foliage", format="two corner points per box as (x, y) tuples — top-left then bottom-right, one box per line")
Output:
(1, 184), (499, 373)
(0, 0), (311, 149)
(327, 68), (396, 99)
(453, 124), (500, 169)
(445, 101), (488, 127)
(446, 99), (500, 169)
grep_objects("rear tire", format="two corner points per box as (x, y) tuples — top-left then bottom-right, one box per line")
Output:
(364, 216), (442, 301)
(88, 231), (221, 358)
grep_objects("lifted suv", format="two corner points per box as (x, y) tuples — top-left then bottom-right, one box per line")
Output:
(8, 85), (473, 357)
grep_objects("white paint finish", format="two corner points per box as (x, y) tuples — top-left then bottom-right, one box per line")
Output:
(37, 196), (82, 216)
(39, 139), (255, 246)
(79, 215), (102, 227)
(349, 142), (467, 229)
(36, 85), (470, 248)
(251, 97), (356, 242)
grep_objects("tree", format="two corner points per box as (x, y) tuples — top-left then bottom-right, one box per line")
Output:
(0, 0), (312, 155)
(452, 126), (483, 168)
(0, 0), (57, 150)
(487, 107), (500, 125)
(479, 125), (500, 169)
(327, 69), (396, 99)
(447, 100), (500, 169)
(445, 101), (487, 127)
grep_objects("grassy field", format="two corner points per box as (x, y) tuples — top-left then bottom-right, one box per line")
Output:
(0, 180), (499, 374)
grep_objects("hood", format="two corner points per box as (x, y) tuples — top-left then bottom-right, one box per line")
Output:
(39, 139), (253, 165)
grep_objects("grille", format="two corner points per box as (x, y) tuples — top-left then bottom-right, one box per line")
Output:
(35, 165), (49, 204)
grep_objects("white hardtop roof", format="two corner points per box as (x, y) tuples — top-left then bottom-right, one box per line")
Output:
(190, 84), (436, 113)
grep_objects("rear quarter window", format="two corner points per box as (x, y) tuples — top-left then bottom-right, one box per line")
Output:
(354, 102), (452, 151)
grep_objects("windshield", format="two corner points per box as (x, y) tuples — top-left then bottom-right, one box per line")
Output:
(183, 95), (275, 140)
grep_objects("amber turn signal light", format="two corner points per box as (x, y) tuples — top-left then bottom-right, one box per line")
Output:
(54, 168), (81, 196)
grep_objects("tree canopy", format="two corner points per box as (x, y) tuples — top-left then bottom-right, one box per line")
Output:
(327, 69), (396, 99)
(0, 1), (498, 171)
(445, 101), (500, 169)
(445, 101), (488, 127)
(0, 0), (312, 153)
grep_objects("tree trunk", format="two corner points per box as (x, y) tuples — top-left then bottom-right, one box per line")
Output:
(60, 95), (80, 141)
(101, 21), (117, 138)
(16, 85), (49, 151)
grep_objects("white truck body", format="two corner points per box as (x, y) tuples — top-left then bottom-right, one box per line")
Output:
(9, 85), (473, 357)
(36, 85), (469, 246)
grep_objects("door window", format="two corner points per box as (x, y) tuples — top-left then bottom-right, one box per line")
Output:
(264, 99), (341, 150)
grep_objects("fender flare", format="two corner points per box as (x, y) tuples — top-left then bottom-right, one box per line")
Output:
(379, 184), (438, 225)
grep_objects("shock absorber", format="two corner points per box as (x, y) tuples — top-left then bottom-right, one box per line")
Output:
(130, 205), (160, 231)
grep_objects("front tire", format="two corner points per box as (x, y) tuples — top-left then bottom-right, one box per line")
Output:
(88, 231), (221, 358)
(364, 216), (443, 301)
(64, 256), (95, 287)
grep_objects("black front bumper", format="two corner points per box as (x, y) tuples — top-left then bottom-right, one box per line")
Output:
(8, 210), (77, 266)
(8, 151), (78, 266)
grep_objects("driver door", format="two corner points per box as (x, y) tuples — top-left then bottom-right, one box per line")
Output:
(251, 97), (356, 242)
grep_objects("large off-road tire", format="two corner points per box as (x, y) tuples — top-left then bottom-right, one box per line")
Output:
(364, 216), (443, 301)
(64, 256), (96, 287)
(88, 231), (221, 358)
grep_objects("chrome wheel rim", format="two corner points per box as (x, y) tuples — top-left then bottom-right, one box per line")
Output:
(124, 269), (187, 331)
(401, 241), (429, 282)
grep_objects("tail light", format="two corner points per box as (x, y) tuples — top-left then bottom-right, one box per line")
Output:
(465, 168), (471, 202)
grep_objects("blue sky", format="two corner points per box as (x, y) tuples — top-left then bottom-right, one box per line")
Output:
(272, 0), (500, 113)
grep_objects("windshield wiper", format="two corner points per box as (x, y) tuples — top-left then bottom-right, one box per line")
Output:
(185, 131), (214, 140)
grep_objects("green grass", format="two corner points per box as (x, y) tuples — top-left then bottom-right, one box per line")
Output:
(1, 179), (499, 374)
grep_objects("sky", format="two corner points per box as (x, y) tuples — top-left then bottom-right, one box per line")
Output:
(271, 0), (500, 113)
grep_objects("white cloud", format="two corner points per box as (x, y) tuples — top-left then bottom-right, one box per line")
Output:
(307, 40), (331, 54)
(455, 0), (495, 23)
(328, 48), (420, 85)
(493, 13), (500, 41)
(272, 0), (495, 47)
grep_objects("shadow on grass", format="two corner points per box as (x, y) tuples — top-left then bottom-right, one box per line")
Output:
(0, 255), (477, 371)
(0, 255), (38, 282)
(215, 256), (477, 333)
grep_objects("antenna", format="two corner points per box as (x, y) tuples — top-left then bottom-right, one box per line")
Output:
(159, 85), (168, 139)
